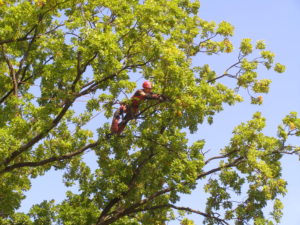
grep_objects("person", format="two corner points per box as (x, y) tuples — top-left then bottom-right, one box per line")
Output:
(110, 81), (165, 135)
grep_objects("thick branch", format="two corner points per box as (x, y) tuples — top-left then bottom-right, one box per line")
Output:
(97, 151), (157, 224)
(0, 89), (14, 104)
(1, 60), (125, 166)
(98, 203), (228, 225)
(0, 25), (37, 45)
(0, 140), (100, 174)
(124, 204), (229, 225)
(1, 42), (98, 166)
(1, 100), (74, 166)
(97, 157), (244, 225)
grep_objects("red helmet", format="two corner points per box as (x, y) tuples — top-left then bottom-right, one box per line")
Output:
(142, 81), (152, 89)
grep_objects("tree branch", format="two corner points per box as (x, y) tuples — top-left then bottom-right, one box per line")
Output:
(97, 150), (157, 224)
(125, 204), (229, 225)
(0, 89), (14, 104)
(1, 46), (100, 166)
(168, 204), (229, 225)
(15, 25), (39, 80)
(207, 61), (241, 83)
(97, 157), (244, 225)
(77, 73), (118, 98)
(71, 51), (83, 92)
(1, 100), (74, 167)
(0, 24), (37, 45)
(0, 140), (100, 174)
(0, 64), (32, 104)
(82, 53), (99, 73)
(198, 157), (243, 180)
(197, 34), (218, 47)
(0, 12), (41, 103)
(0, 3), (65, 45)
(1, 46), (18, 96)
(205, 150), (238, 165)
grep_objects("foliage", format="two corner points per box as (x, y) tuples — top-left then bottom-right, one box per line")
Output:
(0, 0), (298, 225)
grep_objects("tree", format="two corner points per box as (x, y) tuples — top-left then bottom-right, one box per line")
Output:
(0, 0), (298, 224)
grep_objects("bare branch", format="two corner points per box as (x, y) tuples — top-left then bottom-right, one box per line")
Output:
(43, 23), (65, 36)
(198, 157), (243, 180)
(197, 34), (218, 47)
(207, 73), (237, 83)
(168, 204), (229, 225)
(205, 150), (238, 165)
(207, 60), (241, 83)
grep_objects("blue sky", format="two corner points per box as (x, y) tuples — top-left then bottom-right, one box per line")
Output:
(19, 0), (300, 224)
(177, 0), (300, 224)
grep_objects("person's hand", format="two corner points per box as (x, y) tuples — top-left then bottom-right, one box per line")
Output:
(120, 104), (127, 111)
(159, 94), (169, 101)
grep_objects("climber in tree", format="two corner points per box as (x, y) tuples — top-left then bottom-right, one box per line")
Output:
(110, 81), (166, 135)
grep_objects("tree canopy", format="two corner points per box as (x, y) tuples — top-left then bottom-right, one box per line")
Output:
(0, 0), (299, 224)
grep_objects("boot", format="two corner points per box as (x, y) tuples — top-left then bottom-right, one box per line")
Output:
(117, 122), (126, 135)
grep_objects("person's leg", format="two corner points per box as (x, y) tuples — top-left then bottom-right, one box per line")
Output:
(116, 111), (132, 134)
(116, 120), (127, 135)
(111, 108), (122, 133)
(116, 106), (137, 134)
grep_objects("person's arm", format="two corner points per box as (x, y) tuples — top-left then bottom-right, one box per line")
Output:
(144, 92), (161, 100)
(133, 90), (167, 101)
